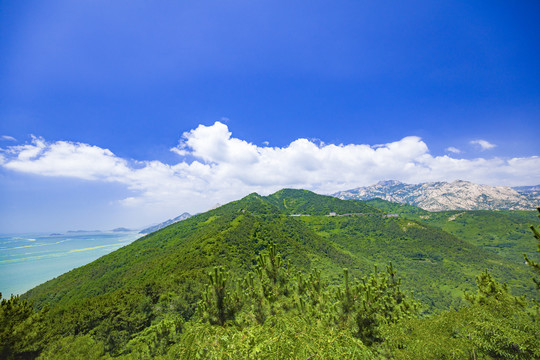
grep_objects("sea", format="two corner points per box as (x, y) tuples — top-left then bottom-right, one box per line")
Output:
(0, 231), (141, 297)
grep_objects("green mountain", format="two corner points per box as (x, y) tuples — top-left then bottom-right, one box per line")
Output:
(25, 190), (536, 312)
(7, 189), (538, 358)
(24, 192), (375, 314)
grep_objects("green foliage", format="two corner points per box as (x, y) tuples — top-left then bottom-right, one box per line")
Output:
(0, 293), (45, 359)
(195, 242), (297, 326)
(244, 243), (294, 323)
(298, 213), (532, 313)
(195, 244), (417, 355)
(197, 266), (242, 326)
(122, 317), (184, 358)
(32, 286), (158, 357)
(266, 188), (382, 215)
(334, 264), (419, 345)
(382, 272), (540, 359)
(38, 335), (111, 360)
(366, 198), (539, 266)
(365, 198), (430, 217)
(166, 315), (374, 360)
(382, 304), (540, 359)
(524, 207), (540, 290)
(465, 270), (527, 310)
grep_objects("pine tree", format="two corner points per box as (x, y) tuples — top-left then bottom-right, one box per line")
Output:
(247, 242), (294, 323)
(197, 266), (242, 326)
(195, 242), (419, 351)
(334, 263), (418, 345)
(0, 293), (42, 359)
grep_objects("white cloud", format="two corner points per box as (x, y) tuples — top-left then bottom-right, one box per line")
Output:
(1, 122), (539, 217)
(470, 139), (496, 150)
(4, 136), (130, 180)
(1, 135), (17, 141)
(445, 146), (461, 154)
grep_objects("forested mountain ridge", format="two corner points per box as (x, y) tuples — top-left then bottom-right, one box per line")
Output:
(2, 189), (539, 359)
(334, 180), (540, 211)
(265, 188), (382, 215)
(24, 189), (532, 312)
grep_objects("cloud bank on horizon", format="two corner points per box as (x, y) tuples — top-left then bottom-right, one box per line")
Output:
(1, 121), (539, 215)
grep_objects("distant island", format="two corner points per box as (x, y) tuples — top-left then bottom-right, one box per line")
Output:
(111, 227), (133, 232)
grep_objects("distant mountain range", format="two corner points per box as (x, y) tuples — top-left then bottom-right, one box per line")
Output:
(333, 180), (540, 211)
(139, 212), (192, 234)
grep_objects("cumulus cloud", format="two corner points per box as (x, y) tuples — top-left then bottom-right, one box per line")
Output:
(470, 139), (496, 150)
(1, 122), (539, 215)
(3, 136), (130, 180)
(445, 146), (461, 154)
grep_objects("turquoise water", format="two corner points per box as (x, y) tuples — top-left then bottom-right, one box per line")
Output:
(0, 231), (141, 297)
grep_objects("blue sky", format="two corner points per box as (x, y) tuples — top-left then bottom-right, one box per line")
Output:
(1, 1), (539, 232)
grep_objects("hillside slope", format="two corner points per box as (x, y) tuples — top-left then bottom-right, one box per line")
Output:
(24, 193), (363, 311)
(24, 190), (534, 316)
(365, 198), (539, 266)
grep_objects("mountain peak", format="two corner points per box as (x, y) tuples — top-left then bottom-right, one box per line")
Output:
(333, 180), (540, 211)
(139, 212), (192, 234)
(376, 180), (403, 187)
